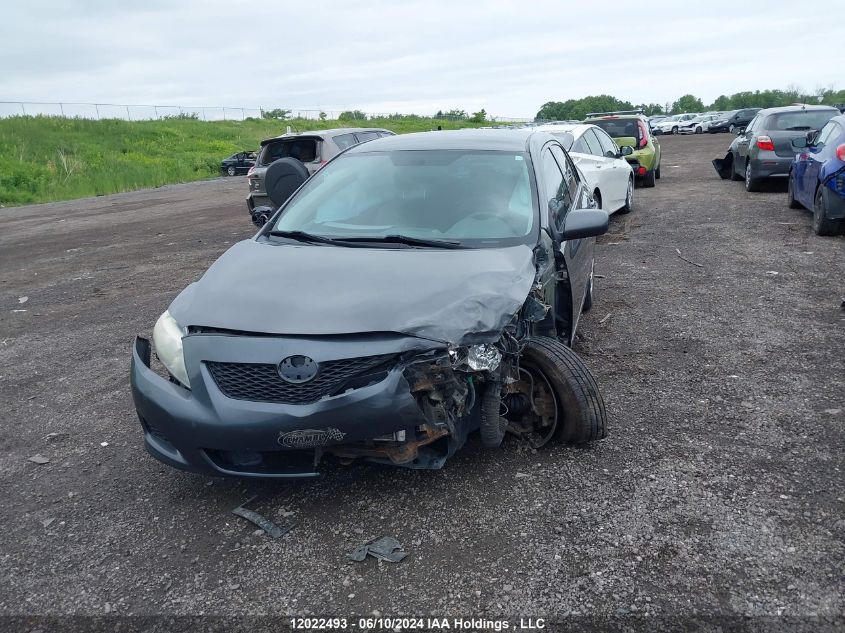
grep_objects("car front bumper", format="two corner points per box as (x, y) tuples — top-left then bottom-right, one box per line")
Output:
(130, 334), (469, 478)
(246, 193), (272, 212)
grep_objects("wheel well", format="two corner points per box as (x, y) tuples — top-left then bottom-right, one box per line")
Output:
(593, 189), (601, 208)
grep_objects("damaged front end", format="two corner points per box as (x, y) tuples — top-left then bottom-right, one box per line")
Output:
(322, 288), (559, 471)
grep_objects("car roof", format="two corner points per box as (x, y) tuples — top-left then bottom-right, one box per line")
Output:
(259, 128), (392, 145)
(584, 114), (644, 121)
(533, 123), (595, 137)
(756, 104), (840, 116)
(345, 129), (543, 153)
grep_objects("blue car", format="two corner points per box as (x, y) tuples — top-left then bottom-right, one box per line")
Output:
(788, 114), (845, 235)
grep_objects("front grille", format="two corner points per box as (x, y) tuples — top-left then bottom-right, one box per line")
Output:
(206, 354), (396, 404)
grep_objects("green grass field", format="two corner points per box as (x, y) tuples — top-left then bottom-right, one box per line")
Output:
(0, 115), (498, 206)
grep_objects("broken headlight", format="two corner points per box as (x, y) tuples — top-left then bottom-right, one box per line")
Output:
(449, 344), (501, 372)
(152, 310), (190, 388)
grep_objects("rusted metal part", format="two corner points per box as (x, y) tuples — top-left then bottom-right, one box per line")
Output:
(326, 425), (449, 464)
(502, 366), (558, 448)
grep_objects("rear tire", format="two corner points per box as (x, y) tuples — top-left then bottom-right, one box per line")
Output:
(618, 177), (634, 214)
(787, 173), (802, 209)
(643, 169), (656, 188)
(813, 187), (841, 236)
(655, 165), (661, 180)
(520, 337), (607, 444)
(745, 162), (762, 192)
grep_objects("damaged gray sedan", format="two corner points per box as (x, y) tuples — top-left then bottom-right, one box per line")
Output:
(130, 130), (609, 477)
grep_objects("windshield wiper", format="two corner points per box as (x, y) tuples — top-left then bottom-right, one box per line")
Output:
(338, 234), (463, 248)
(266, 230), (354, 246)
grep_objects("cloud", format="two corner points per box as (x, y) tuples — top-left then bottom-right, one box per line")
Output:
(0, 0), (839, 118)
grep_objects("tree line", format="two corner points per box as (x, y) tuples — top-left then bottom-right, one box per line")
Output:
(536, 87), (845, 121)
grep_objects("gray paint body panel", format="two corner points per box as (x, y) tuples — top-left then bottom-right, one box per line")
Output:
(169, 240), (537, 344)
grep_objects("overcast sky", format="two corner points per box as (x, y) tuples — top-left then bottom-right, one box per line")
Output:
(1, 0), (839, 119)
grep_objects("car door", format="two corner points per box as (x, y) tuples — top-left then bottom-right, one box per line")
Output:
(545, 144), (595, 335)
(593, 127), (629, 210)
(802, 121), (839, 205)
(734, 115), (758, 175)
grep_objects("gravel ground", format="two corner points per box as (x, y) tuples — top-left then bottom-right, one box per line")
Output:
(0, 134), (843, 631)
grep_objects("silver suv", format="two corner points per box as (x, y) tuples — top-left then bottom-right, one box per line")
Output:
(246, 128), (395, 213)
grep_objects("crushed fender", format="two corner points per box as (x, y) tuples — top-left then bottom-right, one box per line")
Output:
(347, 536), (408, 563)
(712, 153), (733, 180)
(232, 496), (297, 539)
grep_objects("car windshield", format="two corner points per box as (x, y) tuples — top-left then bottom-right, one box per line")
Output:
(766, 110), (837, 131)
(271, 149), (537, 248)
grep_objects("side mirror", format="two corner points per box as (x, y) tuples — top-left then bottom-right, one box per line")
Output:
(805, 130), (817, 145)
(619, 146), (634, 156)
(736, 127), (745, 135)
(562, 209), (608, 240)
(791, 137), (808, 149)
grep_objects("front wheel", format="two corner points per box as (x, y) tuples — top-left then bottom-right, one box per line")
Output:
(695, 126), (702, 134)
(520, 337), (607, 444)
(813, 187), (842, 236)
(671, 126), (679, 135)
(226, 166), (237, 176)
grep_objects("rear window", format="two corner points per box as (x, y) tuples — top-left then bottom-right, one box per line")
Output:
(765, 111), (837, 132)
(355, 131), (379, 143)
(589, 119), (640, 143)
(332, 133), (358, 150)
(260, 139), (318, 165)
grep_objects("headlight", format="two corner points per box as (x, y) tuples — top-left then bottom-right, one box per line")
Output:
(152, 310), (190, 388)
(450, 344), (502, 372)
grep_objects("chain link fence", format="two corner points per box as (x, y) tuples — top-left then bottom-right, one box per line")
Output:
(0, 101), (531, 123)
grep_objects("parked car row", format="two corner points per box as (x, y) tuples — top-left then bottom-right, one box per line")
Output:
(713, 105), (844, 235)
(132, 129), (611, 478)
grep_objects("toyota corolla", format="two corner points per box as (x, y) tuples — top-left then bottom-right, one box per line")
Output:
(130, 130), (609, 478)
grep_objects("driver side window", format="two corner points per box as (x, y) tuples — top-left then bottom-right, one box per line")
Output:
(541, 145), (579, 231)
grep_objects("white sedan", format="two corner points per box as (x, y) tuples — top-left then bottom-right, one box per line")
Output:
(677, 114), (721, 135)
(535, 123), (634, 214)
(653, 113), (699, 135)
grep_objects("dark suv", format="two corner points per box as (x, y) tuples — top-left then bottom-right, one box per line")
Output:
(708, 108), (762, 134)
(246, 128), (394, 215)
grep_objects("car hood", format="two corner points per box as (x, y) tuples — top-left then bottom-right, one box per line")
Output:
(169, 239), (537, 344)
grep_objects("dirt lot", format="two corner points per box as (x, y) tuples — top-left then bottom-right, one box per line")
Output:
(1, 134), (843, 630)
